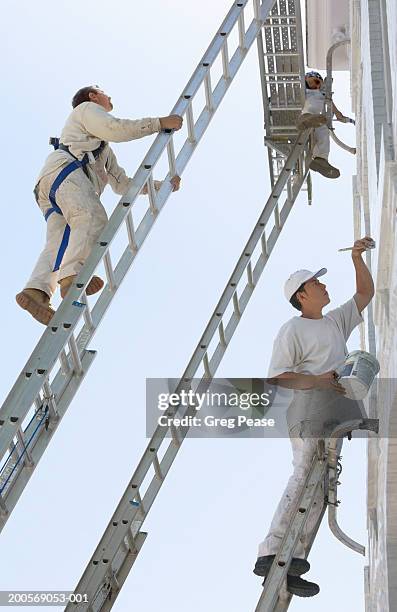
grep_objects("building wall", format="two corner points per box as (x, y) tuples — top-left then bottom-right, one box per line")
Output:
(351, 1), (397, 610)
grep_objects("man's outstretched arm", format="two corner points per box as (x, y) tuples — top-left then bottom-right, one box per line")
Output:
(81, 103), (183, 143)
(352, 236), (375, 313)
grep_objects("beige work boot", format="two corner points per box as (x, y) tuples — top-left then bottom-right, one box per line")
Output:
(296, 113), (327, 131)
(310, 157), (340, 179)
(16, 288), (55, 326)
(59, 275), (104, 298)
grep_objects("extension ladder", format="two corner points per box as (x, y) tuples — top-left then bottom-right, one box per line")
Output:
(0, 0), (280, 531)
(66, 126), (313, 610)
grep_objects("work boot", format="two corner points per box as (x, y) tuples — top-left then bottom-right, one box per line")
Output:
(296, 113), (327, 130)
(286, 575), (320, 597)
(59, 275), (104, 298)
(310, 157), (340, 179)
(254, 555), (310, 578)
(16, 289), (55, 326)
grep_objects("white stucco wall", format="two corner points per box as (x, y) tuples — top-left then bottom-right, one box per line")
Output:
(351, 1), (397, 610)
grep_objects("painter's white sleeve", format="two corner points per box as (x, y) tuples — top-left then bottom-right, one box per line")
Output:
(267, 326), (300, 378)
(82, 103), (161, 143)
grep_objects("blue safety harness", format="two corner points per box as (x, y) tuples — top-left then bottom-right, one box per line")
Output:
(45, 137), (106, 271)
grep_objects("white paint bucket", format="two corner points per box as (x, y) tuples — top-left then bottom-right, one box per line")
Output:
(336, 350), (380, 400)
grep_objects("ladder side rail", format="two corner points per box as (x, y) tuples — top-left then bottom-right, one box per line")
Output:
(0, 0), (278, 519)
(66, 133), (313, 611)
(272, 496), (328, 612)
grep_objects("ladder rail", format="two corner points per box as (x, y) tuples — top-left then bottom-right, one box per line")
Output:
(66, 132), (313, 612)
(0, 0), (278, 531)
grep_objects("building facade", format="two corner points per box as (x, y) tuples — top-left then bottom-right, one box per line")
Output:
(352, 1), (396, 610)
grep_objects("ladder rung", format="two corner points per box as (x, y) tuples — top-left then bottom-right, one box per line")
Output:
(82, 301), (94, 331)
(59, 349), (70, 375)
(150, 449), (163, 481)
(221, 39), (230, 80)
(261, 231), (268, 257)
(203, 353), (211, 378)
(68, 336), (83, 376)
(42, 380), (58, 418)
(247, 261), (254, 288)
(218, 320), (227, 347)
(103, 252), (116, 291)
(232, 292), (241, 317)
(274, 203), (281, 229)
(166, 136), (177, 176)
(186, 102), (196, 143)
(125, 212), (138, 254)
(263, 52), (299, 57)
(238, 11), (246, 49)
(146, 174), (158, 215)
(204, 72), (214, 111)
(169, 420), (181, 447)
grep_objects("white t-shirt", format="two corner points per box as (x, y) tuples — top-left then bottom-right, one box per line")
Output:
(268, 298), (363, 377)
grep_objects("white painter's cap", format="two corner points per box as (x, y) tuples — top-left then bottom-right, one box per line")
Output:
(284, 268), (327, 301)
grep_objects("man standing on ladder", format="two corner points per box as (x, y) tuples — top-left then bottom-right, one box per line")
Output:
(16, 85), (183, 325)
(254, 236), (374, 597)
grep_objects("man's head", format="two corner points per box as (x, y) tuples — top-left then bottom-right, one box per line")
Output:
(305, 71), (323, 90)
(72, 86), (113, 111)
(284, 269), (330, 312)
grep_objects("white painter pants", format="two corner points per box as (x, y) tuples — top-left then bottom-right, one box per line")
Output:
(25, 166), (108, 298)
(257, 433), (329, 559)
(301, 90), (330, 160)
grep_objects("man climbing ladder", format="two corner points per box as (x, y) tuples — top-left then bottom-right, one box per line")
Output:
(16, 85), (183, 325)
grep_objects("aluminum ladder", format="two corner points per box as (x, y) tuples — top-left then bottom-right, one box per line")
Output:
(65, 126), (314, 611)
(255, 418), (379, 612)
(0, 0), (282, 532)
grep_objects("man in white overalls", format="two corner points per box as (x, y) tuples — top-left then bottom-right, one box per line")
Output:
(16, 86), (182, 325)
(296, 71), (352, 179)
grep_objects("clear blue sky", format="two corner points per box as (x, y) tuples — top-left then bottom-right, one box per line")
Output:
(0, 1), (367, 611)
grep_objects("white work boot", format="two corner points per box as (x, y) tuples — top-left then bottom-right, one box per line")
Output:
(16, 288), (55, 326)
(59, 275), (104, 298)
(296, 113), (327, 130)
(309, 157), (340, 179)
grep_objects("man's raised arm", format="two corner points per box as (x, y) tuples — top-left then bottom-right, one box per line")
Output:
(352, 236), (375, 313)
